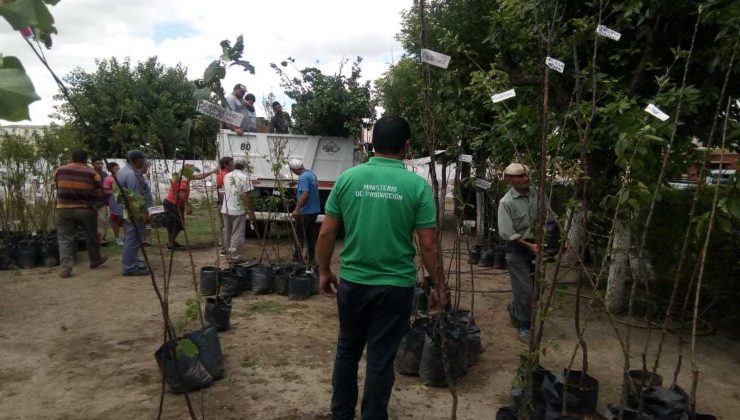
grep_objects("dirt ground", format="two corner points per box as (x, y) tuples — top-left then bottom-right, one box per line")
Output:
(1, 237), (739, 420)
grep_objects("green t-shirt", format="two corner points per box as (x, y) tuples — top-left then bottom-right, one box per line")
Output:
(325, 157), (437, 287)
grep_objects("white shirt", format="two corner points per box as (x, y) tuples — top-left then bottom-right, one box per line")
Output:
(220, 169), (253, 215)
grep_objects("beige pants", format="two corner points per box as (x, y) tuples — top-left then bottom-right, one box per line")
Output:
(97, 206), (110, 241)
(222, 214), (246, 261)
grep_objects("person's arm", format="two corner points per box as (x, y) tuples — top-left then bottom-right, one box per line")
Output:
(292, 191), (309, 218)
(191, 168), (218, 181)
(94, 174), (104, 199)
(317, 215), (341, 297)
(241, 192), (257, 226)
(416, 228), (447, 314)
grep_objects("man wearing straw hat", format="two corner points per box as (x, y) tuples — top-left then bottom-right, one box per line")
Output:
(498, 162), (540, 342)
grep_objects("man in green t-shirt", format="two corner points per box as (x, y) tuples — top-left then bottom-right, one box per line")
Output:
(317, 115), (447, 420)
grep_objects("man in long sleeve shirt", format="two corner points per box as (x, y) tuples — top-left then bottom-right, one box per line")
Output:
(116, 150), (153, 276)
(497, 163), (540, 341)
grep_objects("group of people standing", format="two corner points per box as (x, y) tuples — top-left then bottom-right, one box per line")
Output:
(226, 83), (292, 135)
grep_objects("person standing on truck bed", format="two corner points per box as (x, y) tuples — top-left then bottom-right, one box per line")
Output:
(289, 158), (320, 266)
(316, 115), (447, 420)
(226, 83), (252, 135)
(270, 101), (292, 134)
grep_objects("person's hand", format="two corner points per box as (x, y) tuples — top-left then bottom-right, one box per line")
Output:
(528, 243), (541, 255)
(291, 209), (299, 219)
(428, 287), (448, 315)
(142, 212), (152, 223)
(235, 128), (243, 135)
(320, 271), (338, 298)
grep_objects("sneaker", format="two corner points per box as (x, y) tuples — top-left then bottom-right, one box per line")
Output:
(517, 328), (531, 343)
(90, 256), (108, 269)
(116, 240), (124, 246)
(59, 268), (72, 278)
(123, 268), (150, 276)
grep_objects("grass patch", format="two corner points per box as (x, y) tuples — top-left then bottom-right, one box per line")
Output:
(280, 370), (301, 382)
(0, 369), (31, 383)
(248, 300), (285, 314)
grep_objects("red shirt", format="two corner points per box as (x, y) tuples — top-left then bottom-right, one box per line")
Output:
(216, 169), (230, 189)
(166, 180), (190, 206)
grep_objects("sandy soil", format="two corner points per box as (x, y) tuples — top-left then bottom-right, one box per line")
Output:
(1, 239), (739, 420)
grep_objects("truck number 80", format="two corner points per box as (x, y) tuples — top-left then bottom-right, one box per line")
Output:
(240, 143), (251, 151)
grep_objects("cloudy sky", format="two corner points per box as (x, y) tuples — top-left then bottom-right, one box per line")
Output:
(0, 0), (411, 125)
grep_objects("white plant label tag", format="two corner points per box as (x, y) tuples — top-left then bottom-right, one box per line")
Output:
(459, 154), (473, 163)
(148, 205), (165, 215)
(205, 181), (213, 187)
(545, 57), (565, 73)
(491, 89), (516, 103)
(644, 104), (670, 121)
(195, 100), (244, 127)
(273, 189), (282, 196)
(421, 48), (451, 69)
(462, 220), (476, 228)
(475, 179), (492, 189)
(596, 25), (622, 41)
(416, 156), (432, 164)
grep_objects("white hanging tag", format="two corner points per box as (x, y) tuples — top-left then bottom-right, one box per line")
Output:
(475, 179), (492, 189)
(272, 189), (282, 196)
(147, 205), (165, 215)
(459, 154), (473, 163)
(462, 220), (476, 228)
(596, 25), (622, 41)
(416, 156), (431, 164)
(644, 104), (670, 121)
(491, 89), (516, 103)
(421, 49), (452, 69)
(545, 57), (565, 73)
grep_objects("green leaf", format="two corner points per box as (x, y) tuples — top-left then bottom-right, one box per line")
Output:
(0, 0), (55, 32)
(229, 60), (256, 74)
(193, 87), (212, 101)
(715, 215), (732, 233)
(203, 60), (224, 85)
(0, 55), (41, 121)
(176, 338), (199, 358)
(727, 196), (740, 219)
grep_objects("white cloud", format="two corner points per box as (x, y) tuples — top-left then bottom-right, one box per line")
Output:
(1, 0), (411, 124)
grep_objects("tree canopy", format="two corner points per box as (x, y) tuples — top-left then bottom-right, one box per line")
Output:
(56, 56), (220, 159)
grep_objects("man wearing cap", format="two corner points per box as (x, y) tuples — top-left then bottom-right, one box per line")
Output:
(497, 162), (541, 341)
(289, 158), (320, 266)
(317, 115), (447, 420)
(116, 150), (153, 276)
(226, 83), (249, 135)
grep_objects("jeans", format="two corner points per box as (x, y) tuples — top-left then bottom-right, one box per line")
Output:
(122, 220), (146, 273)
(56, 208), (101, 270)
(505, 242), (535, 330)
(293, 213), (318, 263)
(332, 280), (414, 420)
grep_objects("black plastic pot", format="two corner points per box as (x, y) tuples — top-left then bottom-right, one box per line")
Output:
(0, 239), (17, 270)
(544, 220), (561, 253)
(275, 269), (290, 295)
(234, 262), (254, 291)
(186, 326), (225, 380)
(626, 369), (663, 408)
(413, 285), (428, 314)
(641, 385), (690, 419)
(41, 233), (59, 267)
(289, 273), (313, 300)
(469, 245), (482, 265)
(154, 338), (214, 393)
(478, 248), (495, 267)
(251, 264), (275, 294)
(395, 318), (428, 376)
(16, 237), (41, 268)
(465, 324), (482, 366)
(419, 324), (468, 387)
(199, 266), (219, 296)
(493, 245), (506, 269)
(205, 297), (231, 332)
(542, 369), (599, 417)
(218, 269), (243, 298)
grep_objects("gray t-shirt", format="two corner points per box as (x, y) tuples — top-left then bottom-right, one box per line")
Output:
(226, 94), (256, 132)
(497, 186), (539, 242)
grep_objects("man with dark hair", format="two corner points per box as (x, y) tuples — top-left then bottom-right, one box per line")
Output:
(54, 150), (107, 278)
(270, 101), (292, 134)
(91, 156), (110, 246)
(243, 93), (258, 132)
(220, 161), (257, 262)
(317, 115), (446, 419)
(116, 150), (153, 276)
(226, 83), (251, 135)
(289, 158), (320, 266)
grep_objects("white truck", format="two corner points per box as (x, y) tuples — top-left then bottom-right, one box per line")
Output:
(216, 129), (362, 222)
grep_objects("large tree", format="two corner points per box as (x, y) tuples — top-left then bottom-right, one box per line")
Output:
(56, 56), (220, 158)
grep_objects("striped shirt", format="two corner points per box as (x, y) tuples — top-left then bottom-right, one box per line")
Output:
(55, 163), (103, 209)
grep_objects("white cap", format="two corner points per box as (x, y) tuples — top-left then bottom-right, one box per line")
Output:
(288, 159), (304, 170)
(503, 163), (529, 176)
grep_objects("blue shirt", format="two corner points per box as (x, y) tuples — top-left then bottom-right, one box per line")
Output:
(116, 164), (153, 218)
(297, 169), (320, 214)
